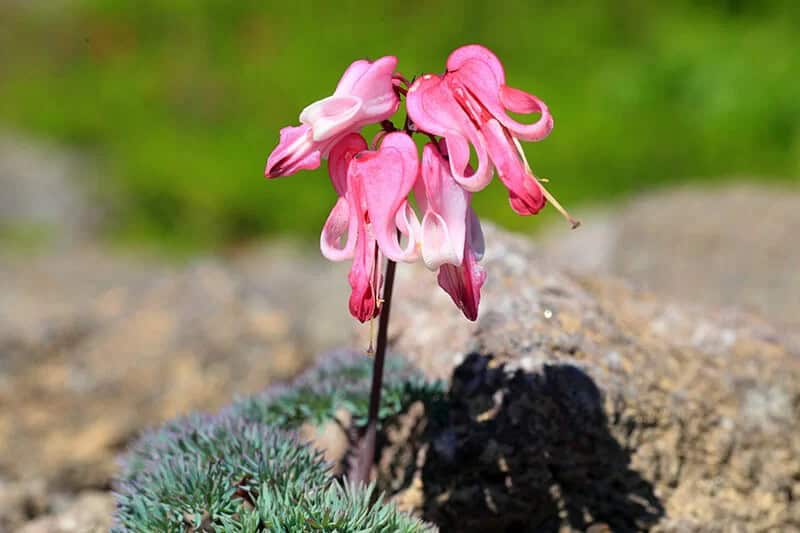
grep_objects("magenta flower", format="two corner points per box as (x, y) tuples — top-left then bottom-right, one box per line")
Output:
(264, 44), (573, 325)
(265, 56), (400, 178)
(321, 132), (419, 322)
(407, 44), (554, 216)
(415, 141), (486, 320)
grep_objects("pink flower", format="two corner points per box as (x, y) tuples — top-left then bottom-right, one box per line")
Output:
(415, 141), (486, 320)
(437, 211), (485, 321)
(321, 132), (419, 322)
(415, 141), (469, 270)
(265, 56), (400, 178)
(263, 45), (573, 323)
(407, 44), (553, 215)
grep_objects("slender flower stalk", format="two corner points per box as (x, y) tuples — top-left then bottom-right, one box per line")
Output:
(351, 258), (397, 485)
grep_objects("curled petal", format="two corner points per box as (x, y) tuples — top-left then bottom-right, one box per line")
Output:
(484, 119), (545, 215)
(300, 95), (362, 142)
(446, 44), (506, 84)
(338, 55), (400, 119)
(417, 143), (469, 269)
(335, 59), (372, 95)
(268, 56), (399, 180)
(265, 125), (320, 178)
(498, 85), (553, 142)
(354, 132), (419, 262)
(407, 75), (493, 192)
(447, 45), (553, 142)
(320, 197), (357, 261)
(395, 201), (421, 262)
(421, 212), (459, 270)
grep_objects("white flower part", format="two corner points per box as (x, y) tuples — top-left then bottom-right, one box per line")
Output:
(299, 95), (362, 142)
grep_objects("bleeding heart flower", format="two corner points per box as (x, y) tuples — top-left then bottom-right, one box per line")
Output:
(321, 132), (420, 322)
(320, 133), (368, 262)
(350, 131), (420, 264)
(413, 140), (486, 320)
(265, 56), (400, 178)
(415, 140), (469, 270)
(407, 44), (553, 216)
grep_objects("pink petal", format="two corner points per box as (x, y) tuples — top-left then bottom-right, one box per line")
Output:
(407, 75), (493, 191)
(447, 46), (508, 127)
(395, 201), (421, 262)
(446, 44), (506, 84)
(421, 212), (459, 269)
(264, 124), (321, 178)
(498, 85), (554, 142)
(321, 133), (368, 262)
(484, 119), (545, 215)
(300, 95), (362, 142)
(327, 133), (368, 196)
(335, 59), (372, 95)
(437, 205), (486, 321)
(348, 223), (380, 322)
(340, 56), (400, 120)
(354, 132), (419, 262)
(437, 245), (486, 321)
(320, 196), (358, 261)
(417, 143), (469, 269)
(447, 45), (553, 143)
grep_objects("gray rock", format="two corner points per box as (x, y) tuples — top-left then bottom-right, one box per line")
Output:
(16, 491), (113, 533)
(0, 244), (349, 495)
(542, 183), (800, 337)
(378, 223), (799, 532)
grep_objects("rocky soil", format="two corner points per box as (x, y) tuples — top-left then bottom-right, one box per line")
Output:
(1, 135), (798, 531)
(0, 244), (355, 531)
(542, 183), (800, 339)
(374, 224), (800, 532)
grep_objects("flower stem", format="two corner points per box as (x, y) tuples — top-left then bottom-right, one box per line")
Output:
(353, 258), (398, 485)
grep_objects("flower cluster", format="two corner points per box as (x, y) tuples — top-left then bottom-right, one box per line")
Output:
(265, 45), (568, 322)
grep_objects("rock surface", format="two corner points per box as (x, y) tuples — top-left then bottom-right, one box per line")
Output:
(379, 224), (800, 532)
(0, 244), (349, 530)
(16, 492), (113, 533)
(542, 183), (800, 336)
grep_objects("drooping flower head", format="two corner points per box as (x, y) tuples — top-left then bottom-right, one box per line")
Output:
(264, 45), (572, 323)
(265, 56), (400, 178)
(407, 45), (557, 216)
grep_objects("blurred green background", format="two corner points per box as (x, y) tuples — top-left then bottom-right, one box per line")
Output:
(1, 0), (798, 251)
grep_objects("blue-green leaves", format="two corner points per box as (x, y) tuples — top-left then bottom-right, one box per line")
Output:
(113, 351), (440, 532)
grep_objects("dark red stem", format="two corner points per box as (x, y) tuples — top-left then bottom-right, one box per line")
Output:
(352, 258), (397, 485)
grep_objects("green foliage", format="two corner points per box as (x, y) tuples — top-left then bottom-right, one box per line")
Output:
(252, 481), (431, 533)
(232, 350), (446, 429)
(2, 1), (798, 249)
(114, 352), (442, 531)
(114, 415), (331, 531)
(115, 415), (433, 531)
